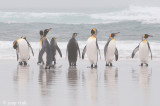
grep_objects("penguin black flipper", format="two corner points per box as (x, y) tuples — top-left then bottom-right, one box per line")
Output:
(38, 44), (45, 63)
(115, 48), (118, 61)
(66, 48), (68, 59)
(131, 45), (139, 58)
(104, 38), (112, 59)
(38, 38), (48, 63)
(96, 39), (101, 59)
(147, 42), (152, 60)
(56, 45), (62, 58)
(25, 39), (34, 56)
(82, 46), (86, 59)
(77, 43), (81, 58)
(16, 50), (19, 61)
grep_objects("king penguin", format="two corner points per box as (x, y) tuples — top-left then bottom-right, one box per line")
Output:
(38, 29), (46, 64)
(82, 29), (101, 68)
(38, 28), (52, 69)
(104, 32), (119, 66)
(50, 37), (62, 64)
(67, 33), (81, 66)
(131, 34), (153, 66)
(13, 36), (34, 65)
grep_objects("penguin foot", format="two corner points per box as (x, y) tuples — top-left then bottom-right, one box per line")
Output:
(37, 61), (41, 65)
(24, 61), (27, 65)
(141, 63), (143, 66)
(54, 61), (56, 64)
(106, 64), (109, 66)
(45, 66), (50, 69)
(19, 62), (23, 65)
(110, 63), (112, 66)
(95, 65), (97, 68)
(145, 63), (148, 66)
(91, 64), (93, 68)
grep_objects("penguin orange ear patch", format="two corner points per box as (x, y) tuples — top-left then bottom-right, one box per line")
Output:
(91, 29), (97, 35)
(13, 41), (18, 49)
(93, 28), (97, 33)
(75, 33), (77, 36)
(143, 34), (145, 38)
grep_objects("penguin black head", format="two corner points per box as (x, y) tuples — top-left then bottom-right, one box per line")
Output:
(39, 30), (43, 37)
(51, 37), (56, 41)
(91, 28), (97, 35)
(21, 36), (26, 39)
(13, 40), (18, 49)
(43, 28), (52, 37)
(143, 34), (153, 39)
(72, 33), (78, 37)
(110, 32), (120, 38)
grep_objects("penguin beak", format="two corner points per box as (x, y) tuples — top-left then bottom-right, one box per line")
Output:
(47, 28), (52, 32)
(149, 35), (153, 37)
(115, 32), (120, 35)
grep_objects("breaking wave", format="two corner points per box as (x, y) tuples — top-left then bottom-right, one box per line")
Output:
(0, 6), (160, 24)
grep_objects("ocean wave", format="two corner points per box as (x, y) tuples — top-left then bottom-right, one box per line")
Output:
(0, 6), (160, 24)
(0, 40), (160, 60)
(90, 5), (160, 24)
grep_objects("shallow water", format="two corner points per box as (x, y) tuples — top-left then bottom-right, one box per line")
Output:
(0, 59), (160, 106)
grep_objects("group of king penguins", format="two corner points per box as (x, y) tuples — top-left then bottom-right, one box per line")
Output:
(13, 28), (153, 69)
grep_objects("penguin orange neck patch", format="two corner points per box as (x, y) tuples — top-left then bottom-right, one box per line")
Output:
(90, 35), (96, 39)
(142, 39), (147, 43)
(40, 36), (44, 46)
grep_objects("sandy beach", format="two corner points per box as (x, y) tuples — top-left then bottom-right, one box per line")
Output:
(1, 0), (160, 105)
(0, 58), (160, 106)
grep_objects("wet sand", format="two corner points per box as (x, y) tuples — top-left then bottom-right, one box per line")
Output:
(0, 59), (160, 106)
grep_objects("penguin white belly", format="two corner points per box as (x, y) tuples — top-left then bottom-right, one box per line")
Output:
(139, 42), (149, 63)
(18, 39), (30, 62)
(39, 43), (46, 64)
(86, 38), (98, 64)
(105, 40), (116, 63)
(43, 38), (50, 65)
(42, 52), (46, 64)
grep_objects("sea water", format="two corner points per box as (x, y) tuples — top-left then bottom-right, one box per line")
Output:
(0, 5), (160, 106)
(0, 6), (160, 59)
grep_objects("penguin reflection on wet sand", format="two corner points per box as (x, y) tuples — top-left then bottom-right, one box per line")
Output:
(104, 32), (119, 66)
(132, 34), (153, 66)
(67, 33), (81, 66)
(82, 29), (101, 68)
(13, 36), (34, 65)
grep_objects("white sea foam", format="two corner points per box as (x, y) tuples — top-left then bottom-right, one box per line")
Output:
(1, 6), (160, 24)
(0, 40), (160, 60)
(90, 5), (160, 24)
